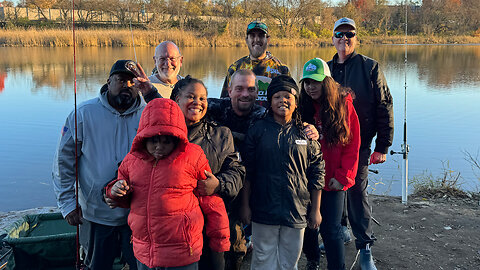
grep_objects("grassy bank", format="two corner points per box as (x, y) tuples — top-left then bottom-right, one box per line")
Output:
(1, 29), (479, 47)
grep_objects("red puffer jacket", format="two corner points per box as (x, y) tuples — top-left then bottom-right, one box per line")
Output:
(106, 98), (230, 268)
(314, 94), (361, 191)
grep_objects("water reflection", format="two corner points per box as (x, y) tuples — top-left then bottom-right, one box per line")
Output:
(0, 45), (479, 211)
(0, 45), (479, 97)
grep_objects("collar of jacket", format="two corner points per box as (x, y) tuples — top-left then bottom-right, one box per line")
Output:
(187, 117), (217, 141)
(99, 84), (145, 116)
(332, 51), (358, 66)
(248, 51), (273, 62)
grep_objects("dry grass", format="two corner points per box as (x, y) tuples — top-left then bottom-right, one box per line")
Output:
(1, 29), (479, 47)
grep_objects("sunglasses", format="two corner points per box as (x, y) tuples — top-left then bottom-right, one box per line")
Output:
(334, 32), (356, 39)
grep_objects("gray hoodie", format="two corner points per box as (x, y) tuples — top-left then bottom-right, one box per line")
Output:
(52, 85), (145, 226)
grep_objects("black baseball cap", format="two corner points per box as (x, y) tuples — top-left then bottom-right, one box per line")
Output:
(109, 60), (137, 77)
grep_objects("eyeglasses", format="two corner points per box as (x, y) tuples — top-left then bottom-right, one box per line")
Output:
(334, 32), (356, 39)
(156, 56), (181, 63)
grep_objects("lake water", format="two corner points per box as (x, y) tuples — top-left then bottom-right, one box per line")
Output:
(1, 45), (479, 212)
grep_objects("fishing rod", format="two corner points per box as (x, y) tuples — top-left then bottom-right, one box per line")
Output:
(71, 0), (83, 268)
(128, 6), (137, 62)
(390, 0), (410, 205)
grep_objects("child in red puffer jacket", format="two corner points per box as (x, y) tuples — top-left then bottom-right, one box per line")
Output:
(106, 98), (230, 270)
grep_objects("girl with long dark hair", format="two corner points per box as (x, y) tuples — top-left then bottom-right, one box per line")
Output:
(299, 58), (361, 270)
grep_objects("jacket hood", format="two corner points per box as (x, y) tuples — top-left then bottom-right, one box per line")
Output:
(131, 98), (188, 157)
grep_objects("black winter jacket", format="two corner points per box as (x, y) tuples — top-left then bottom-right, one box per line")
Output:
(328, 52), (394, 154)
(207, 97), (266, 158)
(244, 115), (325, 228)
(188, 118), (246, 210)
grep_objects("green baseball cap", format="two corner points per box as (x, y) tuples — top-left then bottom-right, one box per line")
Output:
(247, 21), (268, 35)
(301, 58), (331, 82)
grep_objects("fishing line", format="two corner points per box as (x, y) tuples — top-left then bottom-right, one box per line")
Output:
(128, 6), (137, 62)
(71, 0), (81, 268)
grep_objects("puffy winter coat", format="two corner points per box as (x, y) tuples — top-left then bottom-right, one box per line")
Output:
(312, 94), (361, 191)
(106, 98), (230, 268)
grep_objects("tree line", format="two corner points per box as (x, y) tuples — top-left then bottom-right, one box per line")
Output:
(1, 0), (479, 38)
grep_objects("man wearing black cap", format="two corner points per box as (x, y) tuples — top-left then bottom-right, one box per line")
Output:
(220, 21), (290, 108)
(53, 60), (151, 270)
(324, 17), (394, 270)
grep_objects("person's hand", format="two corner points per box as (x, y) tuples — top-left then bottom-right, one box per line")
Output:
(303, 122), (319, 141)
(104, 193), (119, 209)
(197, 171), (220, 196)
(328, 178), (344, 191)
(129, 62), (154, 96)
(307, 208), (322, 229)
(369, 151), (387, 165)
(65, 207), (83, 226)
(111, 180), (130, 197)
(239, 205), (251, 225)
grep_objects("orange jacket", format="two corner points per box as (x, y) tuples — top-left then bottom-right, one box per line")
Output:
(106, 98), (230, 268)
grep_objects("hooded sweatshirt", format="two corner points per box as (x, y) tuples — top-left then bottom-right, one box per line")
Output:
(53, 85), (145, 226)
(106, 98), (230, 268)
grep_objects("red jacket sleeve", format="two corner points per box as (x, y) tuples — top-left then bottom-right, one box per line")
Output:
(105, 158), (132, 209)
(334, 98), (361, 190)
(195, 153), (230, 252)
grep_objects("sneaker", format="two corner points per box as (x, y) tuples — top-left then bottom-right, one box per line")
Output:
(319, 226), (352, 254)
(305, 260), (320, 270)
(359, 244), (377, 270)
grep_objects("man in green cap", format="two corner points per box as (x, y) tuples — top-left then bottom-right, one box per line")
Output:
(220, 20), (290, 108)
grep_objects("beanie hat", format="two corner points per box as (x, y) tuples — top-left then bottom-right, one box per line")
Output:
(267, 75), (299, 103)
(109, 60), (137, 77)
(300, 58), (331, 83)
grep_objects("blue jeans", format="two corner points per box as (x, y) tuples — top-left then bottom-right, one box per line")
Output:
(137, 261), (198, 270)
(79, 220), (137, 270)
(303, 190), (346, 270)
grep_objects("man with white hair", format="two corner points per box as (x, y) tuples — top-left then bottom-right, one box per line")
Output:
(147, 41), (183, 98)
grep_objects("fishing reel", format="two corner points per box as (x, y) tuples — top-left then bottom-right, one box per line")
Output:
(390, 143), (410, 159)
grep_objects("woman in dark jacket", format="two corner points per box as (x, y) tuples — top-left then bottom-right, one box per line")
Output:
(170, 76), (246, 270)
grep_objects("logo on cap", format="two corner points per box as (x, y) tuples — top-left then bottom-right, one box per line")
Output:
(306, 63), (317, 72)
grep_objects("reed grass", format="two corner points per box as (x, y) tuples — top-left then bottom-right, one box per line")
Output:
(0, 29), (479, 47)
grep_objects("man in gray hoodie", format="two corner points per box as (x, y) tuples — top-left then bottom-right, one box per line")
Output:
(53, 60), (148, 270)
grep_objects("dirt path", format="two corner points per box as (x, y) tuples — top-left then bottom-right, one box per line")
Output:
(1, 195), (479, 269)
(241, 195), (480, 269)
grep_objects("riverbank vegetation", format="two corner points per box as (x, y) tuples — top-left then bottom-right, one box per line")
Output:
(1, 0), (479, 47)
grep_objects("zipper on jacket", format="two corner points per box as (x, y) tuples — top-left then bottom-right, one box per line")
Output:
(147, 159), (158, 265)
(183, 214), (193, 256)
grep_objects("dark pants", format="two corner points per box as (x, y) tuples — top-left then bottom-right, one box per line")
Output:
(137, 261), (198, 270)
(79, 220), (137, 270)
(347, 147), (376, 250)
(303, 191), (346, 270)
(225, 220), (247, 270)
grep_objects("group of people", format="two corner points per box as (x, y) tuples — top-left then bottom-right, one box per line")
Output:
(53, 17), (394, 270)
